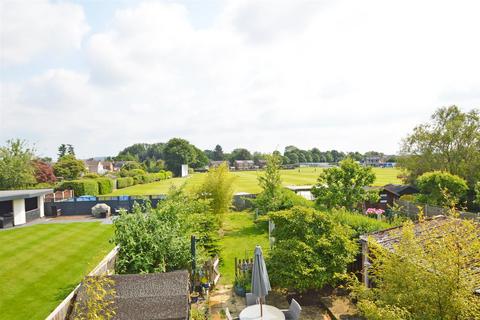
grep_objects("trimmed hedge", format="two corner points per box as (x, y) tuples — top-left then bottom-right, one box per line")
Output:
(330, 209), (391, 237)
(58, 179), (99, 196)
(96, 178), (114, 195)
(117, 177), (134, 189)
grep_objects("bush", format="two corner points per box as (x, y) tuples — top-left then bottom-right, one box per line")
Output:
(120, 168), (146, 178)
(133, 174), (147, 184)
(58, 179), (99, 196)
(165, 171), (173, 179)
(255, 188), (313, 214)
(330, 209), (391, 237)
(83, 173), (100, 179)
(96, 178), (114, 195)
(268, 206), (357, 292)
(117, 177), (134, 189)
(416, 171), (468, 206)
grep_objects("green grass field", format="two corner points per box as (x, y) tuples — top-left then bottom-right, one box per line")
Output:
(0, 223), (113, 320)
(219, 212), (269, 284)
(107, 167), (402, 196)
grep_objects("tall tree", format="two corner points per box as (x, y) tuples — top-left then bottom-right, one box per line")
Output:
(229, 148), (252, 161)
(67, 144), (75, 156)
(53, 154), (86, 180)
(312, 158), (377, 211)
(197, 162), (235, 216)
(0, 139), (36, 189)
(213, 144), (224, 161)
(163, 138), (197, 176)
(33, 160), (57, 183)
(58, 144), (67, 159)
(398, 106), (480, 186)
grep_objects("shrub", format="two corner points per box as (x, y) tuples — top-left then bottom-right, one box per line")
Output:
(119, 168), (146, 178)
(416, 171), (468, 206)
(268, 206), (357, 292)
(133, 174), (147, 184)
(255, 188), (313, 214)
(83, 173), (100, 179)
(117, 177), (134, 189)
(196, 162), (235, 216)
(330, 209), (391, 237)
(96, 178), (114, 195)
(58, 179), (99, 196)
(165, 171), (173, 179)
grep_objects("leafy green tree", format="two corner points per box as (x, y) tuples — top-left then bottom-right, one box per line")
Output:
(349, 217), (480, 320)
(197, 162), (235, 217)
(53, 154), (86, 180)
(416, 171), (468, 206)
(229, 148), (253, 162)
(67, 144), (75, 156)
(398, 106), (480, 186)
(213, 144), (224, 161)
(268, 206), (357, 292)
(475, 182), (480, 206)
(163, 138), (197, 176)
(191, 146), (209, 169)
(312, 158), (377, 211)
(0, 139), (36, 189)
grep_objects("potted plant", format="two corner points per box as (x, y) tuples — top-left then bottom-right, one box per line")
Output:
(190, 291), (200, 303)
(234, 273), (250, 297)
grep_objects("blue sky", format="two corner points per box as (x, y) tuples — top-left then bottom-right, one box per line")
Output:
(1, 0), (480, 159)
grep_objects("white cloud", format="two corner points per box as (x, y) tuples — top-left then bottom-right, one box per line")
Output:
(1, 0), (480, 158)
(0, 0), (88, 66)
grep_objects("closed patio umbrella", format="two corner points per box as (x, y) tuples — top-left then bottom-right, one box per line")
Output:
(251, 245), (271, 318)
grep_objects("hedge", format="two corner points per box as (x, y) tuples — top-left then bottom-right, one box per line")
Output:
(96, 178), (114, 195)
(58, 180), (99, 196)
(117, 177), (134, 189)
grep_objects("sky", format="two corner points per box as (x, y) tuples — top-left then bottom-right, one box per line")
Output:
(1, 0), (480, 159)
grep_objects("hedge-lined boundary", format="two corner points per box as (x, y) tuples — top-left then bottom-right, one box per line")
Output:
(57, 170), (173, 195)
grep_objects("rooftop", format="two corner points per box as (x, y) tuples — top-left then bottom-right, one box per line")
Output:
(0, 189), (53, 202)
(72, 270), (190, 320)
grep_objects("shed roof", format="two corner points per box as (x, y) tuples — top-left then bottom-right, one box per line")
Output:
(72, 270), (190, 320)
(382, 184), (418, 196)
(0, 189), (53, 202)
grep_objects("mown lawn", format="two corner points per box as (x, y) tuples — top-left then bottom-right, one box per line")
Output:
(107, 167), (402, 196)
(219, 212), (269, 284)
(0, 223), (113, 320)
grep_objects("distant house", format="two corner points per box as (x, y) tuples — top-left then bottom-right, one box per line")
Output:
(113, 161), (126, 172)
(0, 189), (53, 227)
(210, 160), (227, 168)
(234, 160), (255, 170)
(71, 271), (190, 320)
(84, 159), (106, 174)
(257, 159), (267, 169)
(363, 156), (384, 167)
(102, 161), (114, 172)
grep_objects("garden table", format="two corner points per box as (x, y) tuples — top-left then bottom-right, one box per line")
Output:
(239, 304), (285, 320)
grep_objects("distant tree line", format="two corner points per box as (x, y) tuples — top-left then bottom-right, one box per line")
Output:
(115, 139), (394, 176)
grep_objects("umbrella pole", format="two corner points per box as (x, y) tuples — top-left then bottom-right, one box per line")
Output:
(260, 297), (263, 318)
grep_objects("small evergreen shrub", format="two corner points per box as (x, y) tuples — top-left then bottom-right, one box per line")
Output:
(96, 178), (114, 195)
(117, 177), (134, 189)
(58, 180), (99, 196)
(330, 209), (391, 237)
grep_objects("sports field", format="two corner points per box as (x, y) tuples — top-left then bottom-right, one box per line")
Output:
(0, 222), (113, 320)
(107, 167), (402, 196)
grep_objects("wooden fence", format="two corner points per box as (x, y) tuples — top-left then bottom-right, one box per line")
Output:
(396, 199), (480, 221)
(234, 258), (254, 278)
(45, 246), (119, 320)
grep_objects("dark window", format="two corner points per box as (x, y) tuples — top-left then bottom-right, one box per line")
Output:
(0, 200), (13, 215)
(25, 197), (38, 211)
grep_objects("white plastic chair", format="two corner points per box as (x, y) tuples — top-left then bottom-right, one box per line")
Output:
(246, 292), (258, 306)
(281, 298), (302, 320)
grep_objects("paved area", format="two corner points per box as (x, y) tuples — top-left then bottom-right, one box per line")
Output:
(208, 285), (331, 320)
